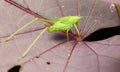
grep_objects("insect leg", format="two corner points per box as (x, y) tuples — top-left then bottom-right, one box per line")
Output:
(66, 30), (69, 42)
(0, 18), (39, 42)
(74, 24), (81, 41)
(66, 30), (71, 48)
(18, 27), (48, 61)
(74, 24), (80, 36)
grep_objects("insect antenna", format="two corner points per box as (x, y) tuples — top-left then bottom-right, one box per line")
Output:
(75, 0), (81, 41)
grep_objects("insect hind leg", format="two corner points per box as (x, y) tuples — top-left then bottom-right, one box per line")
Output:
(0, 18), (39, 42)
(18, 27), (48, 61)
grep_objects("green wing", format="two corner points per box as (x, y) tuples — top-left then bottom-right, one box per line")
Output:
(47, 21), (72, 32)
(45, 19), (57, 24)
(58, 16), (80, 25)
(47, 16), (81, 32)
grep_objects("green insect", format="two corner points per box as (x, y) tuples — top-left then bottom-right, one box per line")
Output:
(47, 16), (80, 32)
(0, 16), (81, 60)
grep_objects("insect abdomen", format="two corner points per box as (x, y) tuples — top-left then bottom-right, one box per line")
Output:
(47, 22), (72, 32)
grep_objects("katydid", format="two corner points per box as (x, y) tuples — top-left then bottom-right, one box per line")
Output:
(0, 16), (82, 60)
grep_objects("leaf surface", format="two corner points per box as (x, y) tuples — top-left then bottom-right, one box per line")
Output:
(0, 0), (120, 72)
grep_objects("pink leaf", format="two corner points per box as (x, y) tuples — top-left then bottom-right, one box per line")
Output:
(102, 0), (120, 5)
(0, 0), (120, 72)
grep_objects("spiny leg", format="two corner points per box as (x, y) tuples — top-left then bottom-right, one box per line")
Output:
(18, 27), (48, 61)
(0, 18), (39, 42)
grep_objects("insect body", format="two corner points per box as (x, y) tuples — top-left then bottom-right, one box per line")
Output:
(0, 16), (81, 60)
(44, 16), (81, 32)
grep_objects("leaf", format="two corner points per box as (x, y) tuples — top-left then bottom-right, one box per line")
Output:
(101, 0), (120, 17)
(83, 26), (120, 41)
(101, 0), (120, 5)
